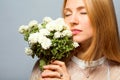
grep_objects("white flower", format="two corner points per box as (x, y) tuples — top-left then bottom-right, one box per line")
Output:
(55, 18), (70, 30)
(45, 19), (66, 32)
(62, 30), (72, 37)
(28, 20), (38, 28)
(54, 32), (61, 38)
(28, 32), (39, 44)
(55, 18), (65, 25)
(18, 25), (29, 34)
(64, 24), (70, 30)
(46, 21), (56, 31)
(38, 23), (43, 29)
(54, 24), (63, 31)
(73, 42), (79, 48)
(25, 47), (33, 56)
(54, 18), (65, 31)
(41, 38), (52, 49)
(43, 17), (53, 23)
(39, 29), (50, 36)
(37, 34), (46, 44)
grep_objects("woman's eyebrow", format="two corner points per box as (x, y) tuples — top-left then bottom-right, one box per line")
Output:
(64, 6), (85, 11)
(64, 8), (71, 12)
(77, 6), (85, 10)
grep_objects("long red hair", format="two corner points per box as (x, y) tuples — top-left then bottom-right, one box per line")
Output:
(63, 0), (120, 62)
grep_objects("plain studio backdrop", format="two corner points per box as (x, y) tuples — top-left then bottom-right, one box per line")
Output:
(0, 0), (120, 80)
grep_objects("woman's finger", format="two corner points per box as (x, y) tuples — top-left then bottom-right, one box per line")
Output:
(41, 69), (62, 79)
(43, 64), (62, 72)
(51, 60), (66, 68)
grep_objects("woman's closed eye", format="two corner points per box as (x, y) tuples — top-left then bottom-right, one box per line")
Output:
(64, 13), (72, 17)
(80, 12), (87, 15)
(64, 10), (72, 17)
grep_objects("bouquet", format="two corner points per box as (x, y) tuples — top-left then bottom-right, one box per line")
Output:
(18, 17), (79, 70)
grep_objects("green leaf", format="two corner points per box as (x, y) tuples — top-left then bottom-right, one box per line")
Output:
(24, 32), (29, 41)
(39, 59), (46, 71)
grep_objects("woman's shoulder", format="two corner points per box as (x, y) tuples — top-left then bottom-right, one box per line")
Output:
(30, 60), (41, 80)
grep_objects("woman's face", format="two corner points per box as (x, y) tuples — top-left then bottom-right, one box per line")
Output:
(64, 0), (93, 43)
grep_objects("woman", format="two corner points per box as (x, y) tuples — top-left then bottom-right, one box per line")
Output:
(30, 0), (120, 80)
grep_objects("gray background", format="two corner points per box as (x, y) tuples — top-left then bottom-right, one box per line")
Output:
(0, 0), (120, 80)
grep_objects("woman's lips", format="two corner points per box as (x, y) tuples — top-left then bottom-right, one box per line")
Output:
(71, 29), (82, 35)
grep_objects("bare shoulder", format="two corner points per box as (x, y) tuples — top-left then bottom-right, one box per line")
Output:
(109, 61), (120, 79)
(30, 60), (41, 80)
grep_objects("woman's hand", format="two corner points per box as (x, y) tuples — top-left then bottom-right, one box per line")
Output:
(41, 60), (71, 80)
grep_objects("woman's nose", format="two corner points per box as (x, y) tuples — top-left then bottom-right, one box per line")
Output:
(70, 14), (79, 26)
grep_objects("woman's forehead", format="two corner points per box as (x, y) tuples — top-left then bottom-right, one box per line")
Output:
(65, 0), (85, 8)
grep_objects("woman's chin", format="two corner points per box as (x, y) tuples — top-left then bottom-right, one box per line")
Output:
(72, 38), (82, 43)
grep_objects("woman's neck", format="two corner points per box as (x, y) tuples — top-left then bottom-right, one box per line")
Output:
(76, 39), (91, 60)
